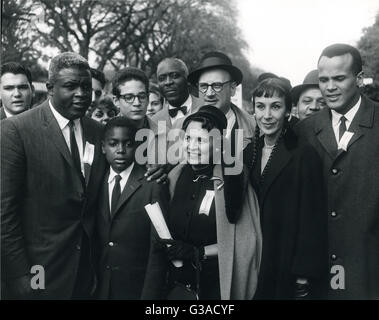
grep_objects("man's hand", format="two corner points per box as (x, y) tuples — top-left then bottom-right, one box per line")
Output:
(145, 164), (169, 184)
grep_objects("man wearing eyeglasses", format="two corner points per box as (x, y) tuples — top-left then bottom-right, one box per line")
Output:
(188, 51), (255, 150)
(112, 67), (167, 183)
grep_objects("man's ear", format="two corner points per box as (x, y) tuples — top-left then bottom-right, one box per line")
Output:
(113, 95), (120, 108)
(230, 81), (237, 97)
(101, 141), (106, 154)
(356, 71), (364, 87)
(46, 82), (54, 97)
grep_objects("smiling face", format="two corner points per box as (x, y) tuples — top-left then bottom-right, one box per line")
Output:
(157, 60), (189, 108)
(198, 69), (236, 114)
(0, 73), (34, 115)
(297, 87), (326, 120)
(184, 121), (213, 165)
(102, 126), (136, 173)
(114, 79), (148, 121)
(318, 53), (362, 114)
(254, 95), (287, 143)
(47, 67), (92, 120)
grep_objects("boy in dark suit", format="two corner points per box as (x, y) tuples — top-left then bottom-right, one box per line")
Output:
(96, 117), (168, 299)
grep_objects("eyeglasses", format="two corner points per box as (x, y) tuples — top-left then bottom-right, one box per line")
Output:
(198, 80), (233, 93)
(119, 93), (148, 103)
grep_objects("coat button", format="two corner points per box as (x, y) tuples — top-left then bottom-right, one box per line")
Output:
(109, 241), (114, 247)
(331, 211), (337, 217)
(191, 194), (196, 200)
(331, 254), (337, 261)
(76, 244), (81, 250)
(331, 168), (338, 175)
(106, 265), (110, 270)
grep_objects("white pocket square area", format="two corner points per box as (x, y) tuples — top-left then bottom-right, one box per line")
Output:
(83, 142), (95, 165)
(338, 131), (354, 151)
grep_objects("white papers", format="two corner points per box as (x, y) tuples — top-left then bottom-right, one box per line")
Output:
(338, 131), (354, 151)
(83, 142), (95, 165)
(144, 202), (183, 267)
(199, 190), (215, 216)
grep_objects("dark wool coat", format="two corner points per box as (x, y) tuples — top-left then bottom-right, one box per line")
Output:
(247, 127), (328, 299)
(295, 95), (379, 299)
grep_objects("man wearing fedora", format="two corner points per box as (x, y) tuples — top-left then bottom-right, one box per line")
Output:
(291, 70), (326, 120)
(187, 51), (255, 154)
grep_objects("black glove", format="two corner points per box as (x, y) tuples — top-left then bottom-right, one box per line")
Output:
(294, 278), (310, 300)
(159, 239), (204, 264)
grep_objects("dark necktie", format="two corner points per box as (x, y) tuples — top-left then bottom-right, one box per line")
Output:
(68, 120), (82, 176)
(339, 116), (347, 141)
(168, 106), (188, 118)
(111, 175), (122, 215)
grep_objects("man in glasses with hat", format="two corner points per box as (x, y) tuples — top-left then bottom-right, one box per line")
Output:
(291, 70), (326, 120)
(187, 51), (255, 152)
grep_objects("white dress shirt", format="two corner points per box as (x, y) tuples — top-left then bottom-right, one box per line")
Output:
(331, 96), (361, 143)
(107, 162), (134, 212)
(49, 100), (84, 174)
(168, 94), (192, 126)
(225, 107), (236, 139)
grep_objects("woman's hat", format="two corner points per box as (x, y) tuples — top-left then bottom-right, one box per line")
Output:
(188, 52), (243, 86)
(291, 70), (319, 104)
(183, 105), (227, 132)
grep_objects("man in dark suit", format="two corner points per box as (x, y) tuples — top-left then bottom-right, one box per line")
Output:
(96, 117), (168, 299)
(0, 62), (34, 119)
(295, 43), (379, 299)
(1, 52), (107, 299)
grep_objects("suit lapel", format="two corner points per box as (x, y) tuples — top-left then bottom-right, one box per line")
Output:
(111, 164), (145, 219)
(260, 139), (292, 205)
(42, 102), (76, 169)
(315, 108), (338, 160)
(102, 171), (111, 222)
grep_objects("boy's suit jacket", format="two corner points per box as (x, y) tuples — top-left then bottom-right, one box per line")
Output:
(96, 163), (169, 300)
(1, 100), (107, 299)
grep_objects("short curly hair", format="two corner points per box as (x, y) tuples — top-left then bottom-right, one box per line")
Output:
(48, 52), (90, 85)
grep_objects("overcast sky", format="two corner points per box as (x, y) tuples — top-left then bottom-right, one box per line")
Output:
(237, 0), (379, 85)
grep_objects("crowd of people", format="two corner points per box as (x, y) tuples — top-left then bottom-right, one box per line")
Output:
(1, 43), (378, 300)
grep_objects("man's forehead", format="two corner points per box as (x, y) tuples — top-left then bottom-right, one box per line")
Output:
(198, 68), (231, 82)
(0, 72), (30, 84)
(157, 60), (183, 74)
(318, 54), (354, 74)
(56, 67), (91, 79)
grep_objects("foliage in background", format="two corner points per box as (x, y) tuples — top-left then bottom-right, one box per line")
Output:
(1, 0), (262, 99)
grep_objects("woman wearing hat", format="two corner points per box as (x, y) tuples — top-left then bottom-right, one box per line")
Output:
(248, 78), (328, 299)
(154, 105), (262, 300)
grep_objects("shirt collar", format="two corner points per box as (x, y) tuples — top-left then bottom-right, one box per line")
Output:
(168, 94), (192, 112)
(3, 107), (14, 118)
(108, 162), (134, 184)
(49, 100), (80, 129)
(331, 96), (361, 127)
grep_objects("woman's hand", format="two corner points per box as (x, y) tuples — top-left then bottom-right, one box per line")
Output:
(159, 239), (203, 263)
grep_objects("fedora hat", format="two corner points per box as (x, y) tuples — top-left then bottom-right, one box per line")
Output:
(291, 69), (319, 104)
(188, 51), (243, 86)
(183, 105), (227, 132)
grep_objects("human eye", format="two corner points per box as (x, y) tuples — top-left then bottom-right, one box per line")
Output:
(184, 135), (191, 142)
(94, 111), (104, 118)
(318, 99), (327, 107)
(272, 103), (282, 110)
(319, 77), (327, 83)
(158, 75), (166, 82)
(108, 140), (117, 147)
(138, 93), (148, 101)
(64, 82), (77, 90)
(335, 76), (346, 82)
(198, 83), (208, 91)
(3, 85), (14, 91)
(170, 72), (180, 79)
(212, 83), (223, 90)
(18, 85), (30, 90)
(255, 103), (265, 110)
(302, 98), (312, 104)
